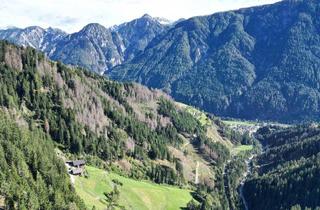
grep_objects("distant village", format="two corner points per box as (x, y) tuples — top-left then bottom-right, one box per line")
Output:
(225, 121), (291, 136)
(228, 124), (261, 136)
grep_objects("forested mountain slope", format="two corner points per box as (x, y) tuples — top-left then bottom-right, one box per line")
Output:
(110, 0), (320, 122)
(0, 110), (86, 209)
(0, 41), (250, 209)
(244, 125), (320, 210)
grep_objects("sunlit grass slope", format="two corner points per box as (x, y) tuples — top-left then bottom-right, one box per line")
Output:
(75, 166), (193, 210)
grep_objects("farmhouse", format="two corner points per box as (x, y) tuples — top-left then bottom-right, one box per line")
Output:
(66, 159), (86, 176)
(66, 159), (86, 168)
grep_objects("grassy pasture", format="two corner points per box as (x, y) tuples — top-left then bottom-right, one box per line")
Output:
(74, 166), (193, 210)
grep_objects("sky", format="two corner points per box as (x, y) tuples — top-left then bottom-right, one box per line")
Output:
(0, 0), (281, 33)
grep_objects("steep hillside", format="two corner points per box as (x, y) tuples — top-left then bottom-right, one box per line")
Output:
(110, 0), (320, 122)
(0, 110), (85, 209)
(244, 125), (320, 209)
(0, 41), (251, 209)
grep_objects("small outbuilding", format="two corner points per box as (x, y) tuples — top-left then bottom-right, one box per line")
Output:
(71, 168), (83, 175)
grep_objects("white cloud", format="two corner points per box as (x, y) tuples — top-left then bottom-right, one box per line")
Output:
(0, 0), (281, 33)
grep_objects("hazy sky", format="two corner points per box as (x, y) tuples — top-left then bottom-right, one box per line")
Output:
(0, 0), (281, 33)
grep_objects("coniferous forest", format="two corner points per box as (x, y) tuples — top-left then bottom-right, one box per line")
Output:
(1, 0), (320, 209)
(244, 125), (320, 210)
(0, 41), (247, 209)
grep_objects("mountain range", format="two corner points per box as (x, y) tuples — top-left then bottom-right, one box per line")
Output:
(1, 0), (320, 123)
(0, 14), (171, 74)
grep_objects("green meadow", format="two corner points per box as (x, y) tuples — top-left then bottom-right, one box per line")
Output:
(233, 145), (254, 155)
(74, 166), (193, 210)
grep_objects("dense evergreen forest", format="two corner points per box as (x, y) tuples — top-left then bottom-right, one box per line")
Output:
(0, 111), (86, 209)
(110, 0), (320, 123)
(0, 41), (252, 209)
(244, 125), (320, 210)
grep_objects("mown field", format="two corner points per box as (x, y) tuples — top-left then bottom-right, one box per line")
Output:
(233, 145), (254, 154)
(74, 166), (193, 210)
(175, 102), (211, 127)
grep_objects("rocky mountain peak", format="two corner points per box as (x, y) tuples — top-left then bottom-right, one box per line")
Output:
(141, 13), (153, 19)
(80, 23), (108, 34)
(45, 27), (66, 35)
(140, 14), (172, 25)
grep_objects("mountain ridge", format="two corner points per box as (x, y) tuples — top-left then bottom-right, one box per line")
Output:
(110, 0), (320, 122)
(0, 14), (171, 74)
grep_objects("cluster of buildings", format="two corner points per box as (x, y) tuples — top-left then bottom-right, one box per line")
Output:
(65, 159), (86, 176)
